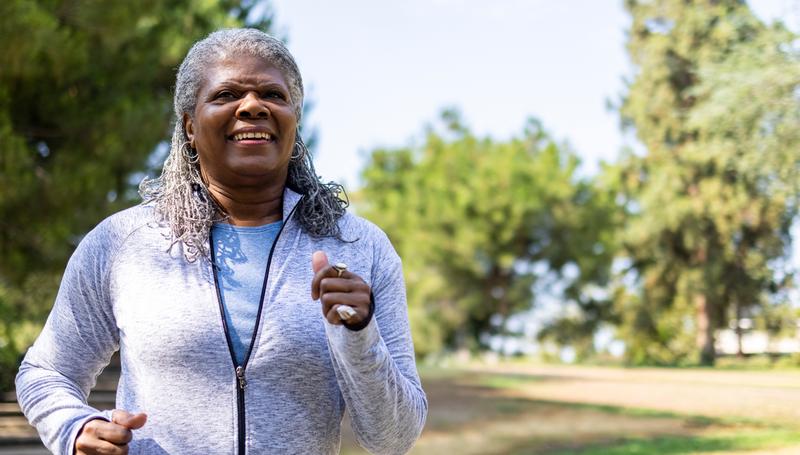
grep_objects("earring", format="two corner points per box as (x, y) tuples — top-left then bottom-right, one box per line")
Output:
(291, 140), (307, 160)
(182, 141), (199, 163)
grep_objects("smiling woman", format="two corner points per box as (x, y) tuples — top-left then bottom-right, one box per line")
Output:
(188, 56), (298, 197)
(15, 28), (427, 455)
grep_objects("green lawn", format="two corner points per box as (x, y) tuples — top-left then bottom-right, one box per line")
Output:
(552, 429), (800, 455)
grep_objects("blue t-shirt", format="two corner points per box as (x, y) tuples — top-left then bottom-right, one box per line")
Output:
(212, 221), (282, 365)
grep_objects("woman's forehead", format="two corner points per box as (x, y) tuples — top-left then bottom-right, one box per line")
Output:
(202, 55), (291, 88)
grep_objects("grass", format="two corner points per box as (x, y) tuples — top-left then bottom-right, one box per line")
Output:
(340, 362), (800, 455)
(549, 429), (800, 455)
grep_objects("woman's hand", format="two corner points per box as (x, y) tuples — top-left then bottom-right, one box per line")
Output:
(311, 251), (371, 326)
(75, 410), (147, 455)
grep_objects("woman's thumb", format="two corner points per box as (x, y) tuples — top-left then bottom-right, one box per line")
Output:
(312, 250), (329, 274)
(112, 409), (148, 429)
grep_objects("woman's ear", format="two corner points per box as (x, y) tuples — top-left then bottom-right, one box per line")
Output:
(183, 113), (195, 148)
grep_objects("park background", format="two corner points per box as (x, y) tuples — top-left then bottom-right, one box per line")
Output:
(2, 0), (800, 453)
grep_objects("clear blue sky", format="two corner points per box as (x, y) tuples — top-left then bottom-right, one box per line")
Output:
(268, 0), (796, 188)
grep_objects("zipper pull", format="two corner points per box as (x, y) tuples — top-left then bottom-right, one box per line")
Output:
(236, 366), (247, 390)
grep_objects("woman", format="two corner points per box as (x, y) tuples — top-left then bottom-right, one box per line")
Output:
(16, 28), (427, 455)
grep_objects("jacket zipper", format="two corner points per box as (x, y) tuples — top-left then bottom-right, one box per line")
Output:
(210, 203), (299, 455)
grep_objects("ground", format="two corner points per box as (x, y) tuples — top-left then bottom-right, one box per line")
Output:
(340, 362), (800, 454)
(6, 361), (800, 454)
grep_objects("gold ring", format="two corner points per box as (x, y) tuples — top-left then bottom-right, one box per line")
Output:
(332, 262), (348, 278)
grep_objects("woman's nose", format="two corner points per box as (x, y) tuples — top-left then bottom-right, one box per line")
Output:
(236, 92), (269, 119)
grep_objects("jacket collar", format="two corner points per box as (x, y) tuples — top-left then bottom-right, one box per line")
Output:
(282, 187), (303, 222)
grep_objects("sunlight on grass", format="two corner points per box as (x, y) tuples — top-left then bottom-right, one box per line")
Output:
(548, 429), (800, 455)
(341, 365), (800, 455)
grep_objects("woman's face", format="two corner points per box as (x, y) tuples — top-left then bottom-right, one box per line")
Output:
(184, 54), (298, 190)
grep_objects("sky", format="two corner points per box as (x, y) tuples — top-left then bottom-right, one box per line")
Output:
(263, 1), (800, 351)
(267, 0), (797, 188)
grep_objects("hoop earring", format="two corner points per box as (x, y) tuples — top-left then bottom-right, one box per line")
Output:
(182, 141), (199, 164)
(291, 139), (307, 160)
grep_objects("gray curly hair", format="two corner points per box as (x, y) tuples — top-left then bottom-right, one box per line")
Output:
(139, 28), (346, 261)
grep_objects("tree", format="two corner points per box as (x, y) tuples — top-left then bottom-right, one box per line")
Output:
(615, 0), (800, 365)
(359, 111), (618, 356)
(0, 0), (275, 389)
(535, 163), (623, 362)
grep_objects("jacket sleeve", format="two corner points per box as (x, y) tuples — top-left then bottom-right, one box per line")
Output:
(324, 231), (427, 455)
(15, 223), (119, 455)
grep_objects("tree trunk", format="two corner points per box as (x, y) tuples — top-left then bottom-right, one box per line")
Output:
(735, 299), (744, 358)
(696, 294), (716, 366)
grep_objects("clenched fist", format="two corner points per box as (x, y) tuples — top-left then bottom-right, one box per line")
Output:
(75, 409), (147, 455)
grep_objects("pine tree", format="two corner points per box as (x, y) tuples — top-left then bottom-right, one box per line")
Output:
(617, 0), (800, 365)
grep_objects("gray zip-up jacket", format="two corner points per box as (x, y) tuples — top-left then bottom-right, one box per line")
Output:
(16, 188), (427, 455)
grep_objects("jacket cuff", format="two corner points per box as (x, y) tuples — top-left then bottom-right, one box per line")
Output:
(325, 316), (381, 357)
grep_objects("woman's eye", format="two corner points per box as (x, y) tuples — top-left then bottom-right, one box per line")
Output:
(216, 91), (236, 100)
(264, 91), (286, 100)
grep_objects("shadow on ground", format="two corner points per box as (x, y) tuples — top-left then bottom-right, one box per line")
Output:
(340, 368), (800, 455)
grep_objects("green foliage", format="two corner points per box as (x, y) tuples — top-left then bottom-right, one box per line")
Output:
(359, 111), (618, 356)
(614, 0), (800, 365)
(535, 161), (624, 362)
(0, 0), (274, 390)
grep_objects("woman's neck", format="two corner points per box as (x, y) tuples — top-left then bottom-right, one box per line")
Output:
(207, 183), (284, 227)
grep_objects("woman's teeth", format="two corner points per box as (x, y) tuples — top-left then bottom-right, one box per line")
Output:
(233, 132), (271, 141)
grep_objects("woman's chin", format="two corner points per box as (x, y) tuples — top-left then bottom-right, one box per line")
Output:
(226, 163), (289, 186)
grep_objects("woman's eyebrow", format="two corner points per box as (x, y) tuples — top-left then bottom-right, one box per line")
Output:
(213, 77), (286, 87)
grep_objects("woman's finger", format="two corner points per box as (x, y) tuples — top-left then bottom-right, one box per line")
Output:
(76, 421), (129, 454)
(320, 291), (369, 315)
(311, 265), (343, 299)
(312, 265), (366, 300)
(325, 304), (346, 325)
(311, 251), (333, 299)
(93, 425), (132, 445)
(80, 441), (126, 455)
(325, 304), (367, 325)
(75, 409), (146, 454)
(319, 275), (365, 295)
(111, 410), (147, 430)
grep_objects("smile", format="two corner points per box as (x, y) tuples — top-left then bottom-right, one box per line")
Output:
(230, 131), (273, 141)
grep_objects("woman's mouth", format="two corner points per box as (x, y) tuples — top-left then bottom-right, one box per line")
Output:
(229, 131), (274, 142)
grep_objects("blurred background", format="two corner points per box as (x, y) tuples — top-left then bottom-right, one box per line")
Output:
(2, 0), (800, 453)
